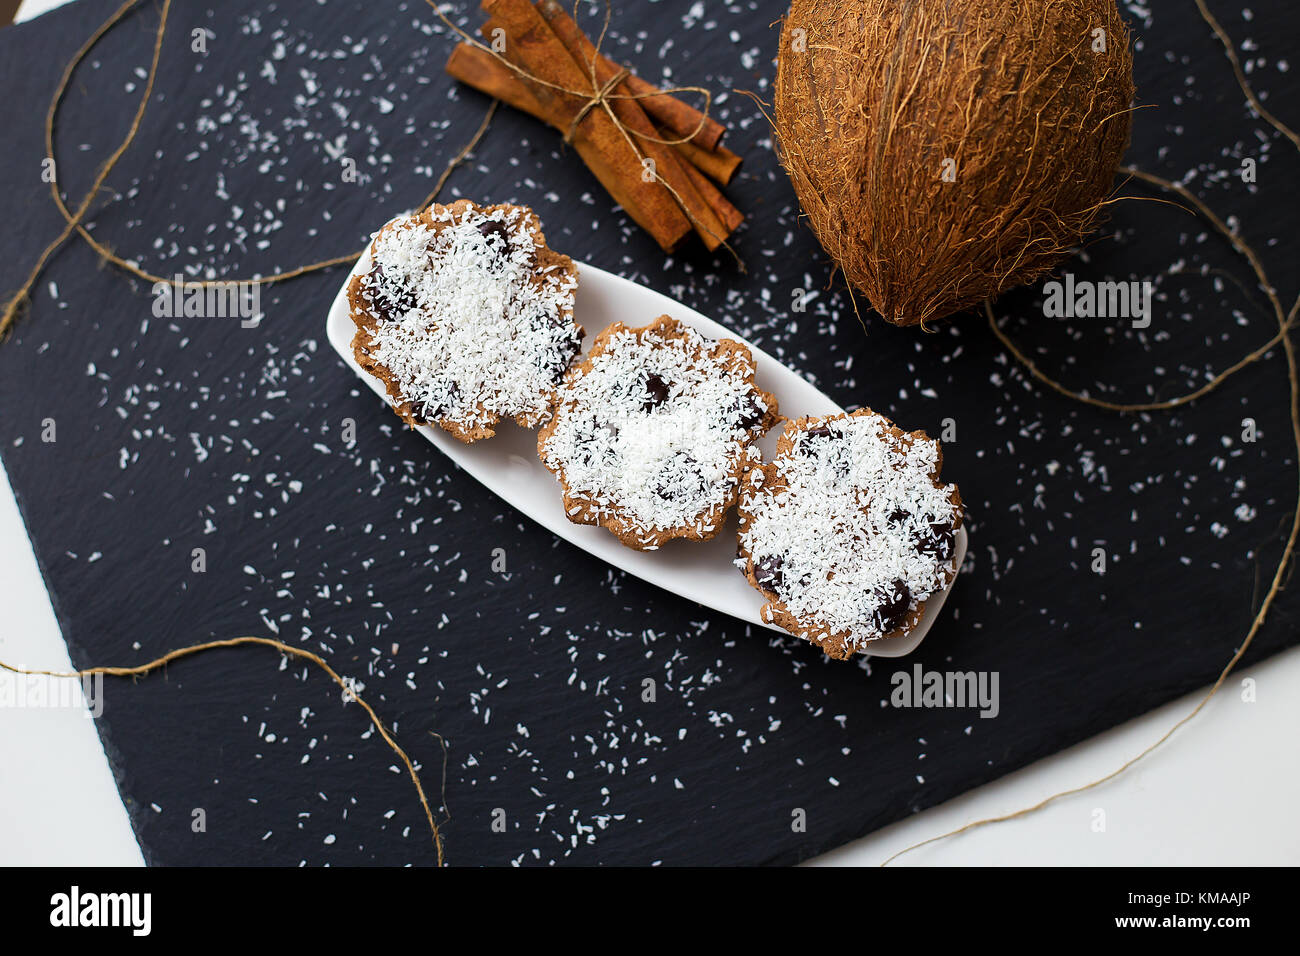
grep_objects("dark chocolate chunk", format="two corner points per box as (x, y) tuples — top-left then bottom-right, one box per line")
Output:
(476, 219), (511, 259)
(543, 328), (582, 381)
(799, 422), (841, 451)
(887, 508), (911, 525)
(558, 335), (582, 376)
(753, 554), (785, 594)
(916, 520), (956, 562)
(736, 392), (766, 430)
(869, 578), (912, 633)
(423, 381), (459, 421)
(522, 307), (582, 381)
(642, 373), (670, 411)
(364, 261), (416, 322)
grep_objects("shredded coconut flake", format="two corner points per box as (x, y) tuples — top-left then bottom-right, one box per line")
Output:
(542, 321), (769, 540)
(360, 205), (579, 430)
(738, 412), (960, 650)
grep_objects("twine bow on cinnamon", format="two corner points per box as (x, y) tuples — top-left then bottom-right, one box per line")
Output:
(437, 0), (745, 260)
(563, 66), (630, 144)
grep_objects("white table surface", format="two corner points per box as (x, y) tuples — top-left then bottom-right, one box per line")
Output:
(3, 0), (1297, 868)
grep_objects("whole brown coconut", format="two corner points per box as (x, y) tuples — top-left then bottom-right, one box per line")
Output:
(774, 0), (1135, 326)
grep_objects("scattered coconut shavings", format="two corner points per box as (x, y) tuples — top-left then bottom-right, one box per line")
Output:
(33, 0), (1290, 865)
(357, 202), (579, 434)
(738, 411), (961, 652)
(540, 317), (773, 548)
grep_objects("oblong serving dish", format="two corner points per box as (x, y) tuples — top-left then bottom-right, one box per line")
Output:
(325, 255), (965, 657)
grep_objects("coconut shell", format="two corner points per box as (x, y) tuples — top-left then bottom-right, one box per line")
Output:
(774, 0), (1135, 326)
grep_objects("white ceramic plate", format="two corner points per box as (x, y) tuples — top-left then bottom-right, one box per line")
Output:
(325, 256), (965, 657)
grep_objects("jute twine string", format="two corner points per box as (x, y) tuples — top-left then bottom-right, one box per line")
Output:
(0, 0), (1294, 868)
(882, 7), (1300, 865)
(0, 0), (498, 340)
(0, 0), (171, 339)
(0, 637), (447, 866)
(424, 0), (743, 263)
(565, 66), (630, 143)
(987, 165), (1296, 413)
(0, 0), (509, 865)
(430, 0), (715, 147)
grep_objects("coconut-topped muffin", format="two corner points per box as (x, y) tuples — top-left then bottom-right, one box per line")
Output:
(347, 199), (581, 442)
(736, 409), (962, 658)
(538, 315), (779, 550)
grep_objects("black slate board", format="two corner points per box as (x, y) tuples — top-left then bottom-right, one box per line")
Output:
(0, 0), (1297, 866)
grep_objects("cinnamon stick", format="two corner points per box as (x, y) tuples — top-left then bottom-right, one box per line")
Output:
(480, 0), (692, 252)
(669, 132), (743, 186)
(533, 0), (732, 250)
(519, 2), (726, 152)
(448, 43), (740, 190)
(447, 41), (551, 124)
(448, 41), (741, 193)
(677, 148), (744, 235)
(445, 1), (742, 252)
(448, 37), (741, 250)
(622, 71), (726, 152)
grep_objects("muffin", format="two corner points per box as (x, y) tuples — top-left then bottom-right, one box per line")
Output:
(538, 315), (779, 550)
(348, 199), (581, 442)
(736, 409), (963, 658)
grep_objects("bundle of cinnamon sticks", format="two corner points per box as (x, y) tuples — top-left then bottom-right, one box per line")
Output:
(445, 0), (743, 253)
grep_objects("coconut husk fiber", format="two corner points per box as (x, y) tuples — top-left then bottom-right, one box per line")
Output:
(774, 0), (1135, 327)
